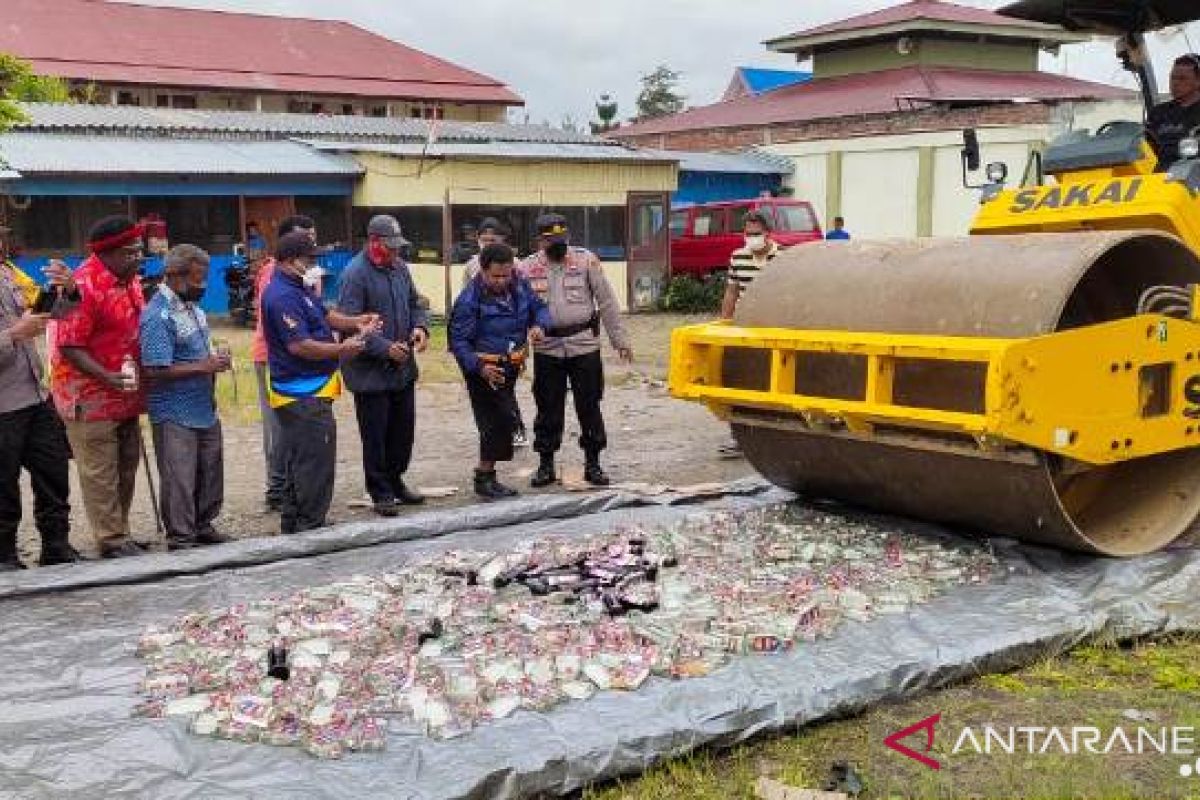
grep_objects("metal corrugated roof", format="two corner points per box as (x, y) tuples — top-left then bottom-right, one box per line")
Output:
(767, 0), (1081, 47)
(302, 140), (678, 164)
(1, 0), (522, 105)
(613, 66), (1133, 137)
(16, 103), (599, 145)
(648, 149), (793, 175)
(0, 134), (364, 176)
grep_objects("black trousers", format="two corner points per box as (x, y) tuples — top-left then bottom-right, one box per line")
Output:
(277, 398), (336, 535)
(0, 400), (71, 559)
(532, 350), (607, 456)
(352, 387), (416, 503)
(466, 373), (519, 463)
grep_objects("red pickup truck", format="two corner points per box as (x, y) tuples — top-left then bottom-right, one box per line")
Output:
(670, 199), (824, 278)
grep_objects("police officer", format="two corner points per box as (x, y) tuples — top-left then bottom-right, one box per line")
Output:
(519, 213), (632, 488)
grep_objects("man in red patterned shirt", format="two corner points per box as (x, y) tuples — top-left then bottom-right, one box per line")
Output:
(52, 216), (148, 558)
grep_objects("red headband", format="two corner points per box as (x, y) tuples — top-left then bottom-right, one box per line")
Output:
(87, 223), (145, 254)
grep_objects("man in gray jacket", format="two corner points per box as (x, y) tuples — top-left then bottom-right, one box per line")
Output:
(338, 215), (430, 517)
(519, 213), (633, 488)
(0, 230), (82, 568)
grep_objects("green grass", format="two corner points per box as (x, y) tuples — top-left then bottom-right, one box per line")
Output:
(585, 635), (1200, 800)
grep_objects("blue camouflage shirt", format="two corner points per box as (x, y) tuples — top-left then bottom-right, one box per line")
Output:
(139, 284), (217, 428)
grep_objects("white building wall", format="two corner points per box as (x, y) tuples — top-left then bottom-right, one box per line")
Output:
(789, 154), (828, 225)
(765, 99), (1143, 240)
(841, 149), (920, 238)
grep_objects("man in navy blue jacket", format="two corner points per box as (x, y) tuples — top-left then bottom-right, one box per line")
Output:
(449, 243), (551, 499)
(338, 215), (431, 517)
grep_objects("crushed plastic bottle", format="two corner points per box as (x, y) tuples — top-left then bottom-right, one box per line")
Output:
(134, 504), (999, 759)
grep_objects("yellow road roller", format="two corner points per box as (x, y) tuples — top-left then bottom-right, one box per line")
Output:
(669, 0), (1200, 556)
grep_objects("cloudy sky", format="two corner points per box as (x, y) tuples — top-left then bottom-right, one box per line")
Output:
(126, 0), (1200, 125)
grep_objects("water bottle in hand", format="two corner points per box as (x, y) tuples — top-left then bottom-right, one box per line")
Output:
(120, 354), (138, 393)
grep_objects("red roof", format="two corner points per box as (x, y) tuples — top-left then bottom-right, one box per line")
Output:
(771, 0), (1064, 44)
(0, 0), (523, 105)
(611, 66), (1133, 137)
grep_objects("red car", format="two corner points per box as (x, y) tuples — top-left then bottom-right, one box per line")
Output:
(669, 199), (824, 277)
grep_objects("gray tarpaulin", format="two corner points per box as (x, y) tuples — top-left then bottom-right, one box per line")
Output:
(3, 482), (1200, 799)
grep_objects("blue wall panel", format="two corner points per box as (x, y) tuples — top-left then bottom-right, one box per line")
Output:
(16, 249), (356, 315)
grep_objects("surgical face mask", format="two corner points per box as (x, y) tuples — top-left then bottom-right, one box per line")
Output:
(745, 235), (768, 251)
(546, 242), (569, 262)
(303, 267), (323, 288)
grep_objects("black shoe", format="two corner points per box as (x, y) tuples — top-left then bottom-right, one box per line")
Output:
(196, 530), (232, 546)
(102, 541), (146, 559)
(166, 538), (197, 552)
(475, 470), (519, 500)
(530, 456), (557, 488)
(584, 459), (610, 487)
(394, 480), (425, 506)
(0, 557), (26, 572)
(38, 544), (82, 566)
(372, 501), (400, 518)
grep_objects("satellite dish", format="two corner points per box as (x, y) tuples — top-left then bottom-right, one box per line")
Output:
(897, 36), (915, 55)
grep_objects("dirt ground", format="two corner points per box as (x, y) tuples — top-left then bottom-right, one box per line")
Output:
(16, 313), (752, 562)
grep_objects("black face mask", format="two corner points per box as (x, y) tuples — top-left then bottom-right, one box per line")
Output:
(546, 242), (569, 262)
(181, 285), (207, 304)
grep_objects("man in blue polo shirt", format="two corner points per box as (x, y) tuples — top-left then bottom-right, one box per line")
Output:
(825, 216), (851, 241)
(261, 231), (379, 535)
(141, 244), (232, 551)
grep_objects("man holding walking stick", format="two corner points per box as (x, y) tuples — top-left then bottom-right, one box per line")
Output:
(51, 216), (148, 559)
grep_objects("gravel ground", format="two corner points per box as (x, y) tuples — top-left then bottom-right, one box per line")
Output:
(16, 314), (753, 563)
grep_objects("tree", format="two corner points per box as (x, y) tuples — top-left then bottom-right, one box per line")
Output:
(0, 54), (74, 131)
(591, 94), (619, 135)
(635, 65), (685, 121)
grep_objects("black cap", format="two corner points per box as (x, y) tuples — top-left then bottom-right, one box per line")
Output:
(366, 214), (409, 249)
(535, 213), (569, 243)
(276, 230), (319, 262)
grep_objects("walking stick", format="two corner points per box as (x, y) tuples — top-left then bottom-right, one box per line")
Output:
(137, 424), (166, 537)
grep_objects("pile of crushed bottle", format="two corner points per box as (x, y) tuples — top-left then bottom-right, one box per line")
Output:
(134, 505), (999, 759)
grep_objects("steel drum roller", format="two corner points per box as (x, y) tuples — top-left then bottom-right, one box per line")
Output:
(725, 231), (1200, 555)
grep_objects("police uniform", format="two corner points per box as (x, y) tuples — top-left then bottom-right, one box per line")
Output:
(519, 214), (630, 487)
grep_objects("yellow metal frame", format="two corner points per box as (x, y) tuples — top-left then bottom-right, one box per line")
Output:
(670, 315), (1200, 465)
(972, 144), (1200, 254)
